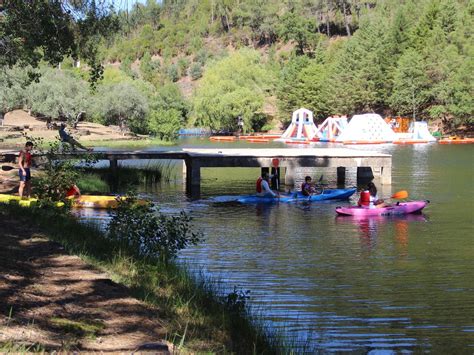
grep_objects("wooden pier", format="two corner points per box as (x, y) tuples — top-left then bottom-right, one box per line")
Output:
(1, 148), (392, 196)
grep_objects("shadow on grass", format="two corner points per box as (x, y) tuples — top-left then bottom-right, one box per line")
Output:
(0, 204), (295, 353)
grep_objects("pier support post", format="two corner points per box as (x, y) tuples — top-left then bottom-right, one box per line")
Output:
(337, 167), (346, 186)
(357, 167), (374, 184)
(185, 159), (201, 198)
(109, 159), (118, 171)
(285, 165), (296, 187)
(109, 159), (119, 192)
(271, 167), (280, 190)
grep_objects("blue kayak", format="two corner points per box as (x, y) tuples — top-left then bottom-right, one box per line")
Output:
(236, 188), (356, 204)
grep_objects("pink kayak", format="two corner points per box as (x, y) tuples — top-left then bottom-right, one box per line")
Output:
(335, 201), (429, 216)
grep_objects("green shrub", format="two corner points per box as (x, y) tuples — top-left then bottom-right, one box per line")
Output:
(189, 62), (203, 80)
(0, 65), (34, 112)
(27, 68), (91, 122)
(92, 82), (149, 133)
(108, 197), (202, 263)
(177, 57), (189, 77)
(166, 64), (179, 82)
(192, 49), (273, 132)
(148, 108), (182, 140)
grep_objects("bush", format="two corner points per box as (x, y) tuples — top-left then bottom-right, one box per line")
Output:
(192, 49), (273, 132)
(166, 64), (179, 82)
(177, 57), (190, 77)
(108, 197), (202, 263)
(151, 82), (189, 119)
(189, 63), (203, 80)
(0, 65), (35, 112)
(148, 108), (182, 140)
(92, 82), (149, 133)
(25, 136), (96, 206)
(27, 68), (91, 122)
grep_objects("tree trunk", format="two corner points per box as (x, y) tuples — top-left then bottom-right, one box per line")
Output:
(211, 0), (214, 24)
(342, 0), (351, 36)
(325, 0), (331, 36)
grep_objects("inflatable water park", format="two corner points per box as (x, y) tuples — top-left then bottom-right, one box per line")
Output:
(207, 108), (471, 145)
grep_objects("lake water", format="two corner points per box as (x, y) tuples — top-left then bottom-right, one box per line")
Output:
(84, 140), (474, 352)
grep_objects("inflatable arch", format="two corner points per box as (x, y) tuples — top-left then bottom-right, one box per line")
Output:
(276, 108), (318, 142)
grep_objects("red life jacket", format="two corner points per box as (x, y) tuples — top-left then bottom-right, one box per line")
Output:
(256, 177), (263, 193)
(358, 190), (370, 206)
(66, 185), (81, 198)
(19, 150), (32, 167)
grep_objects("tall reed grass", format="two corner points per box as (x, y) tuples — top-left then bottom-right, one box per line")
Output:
(80, 160), (178, 193)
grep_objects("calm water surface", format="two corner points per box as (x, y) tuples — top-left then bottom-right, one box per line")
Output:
(86, 141), (474, 352)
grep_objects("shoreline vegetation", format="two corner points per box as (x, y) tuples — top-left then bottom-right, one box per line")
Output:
(0, 139), (291, 352)
(0, 203), (292, 353)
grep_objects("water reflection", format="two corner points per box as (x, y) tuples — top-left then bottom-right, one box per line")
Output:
(77, 142), (474, 352)
(335, 214), (428, 255)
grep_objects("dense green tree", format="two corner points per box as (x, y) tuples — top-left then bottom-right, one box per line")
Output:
(27, 69), (91, 122)
(390, 49), (430, 120)
(278, 10), (316, 55)
(293, 62), (331, 120)
(1, 0), (118, 84)
(0, 65), (34, 112)
(277, 55), (311, 121)
(148, 108), (183, 140)
(192, 49), (272, 132)
(140, 51), (160, 82)
(93, 82), (149, 133)
(328, 15), (391, 113)
(151, 83), (189, 118)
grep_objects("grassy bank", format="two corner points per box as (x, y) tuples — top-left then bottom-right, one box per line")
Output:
(0, 204), (286, 353)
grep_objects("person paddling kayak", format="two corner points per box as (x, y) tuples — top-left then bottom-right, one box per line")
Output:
(358, 182), (385, 208)
(301, 176), (317, 196)
(256, 172), (278, 198)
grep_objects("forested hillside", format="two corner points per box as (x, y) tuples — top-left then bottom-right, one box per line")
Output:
(1, 0), (472, 138)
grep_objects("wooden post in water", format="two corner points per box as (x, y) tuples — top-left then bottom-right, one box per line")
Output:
(271, 167), (280, 190)
(357, 167), (374, 184)
(185, 158), (201, 198)
(337, 166), (346, 186)
(109, 159), (119, 192)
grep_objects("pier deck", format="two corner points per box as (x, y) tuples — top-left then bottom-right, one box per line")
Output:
(1, 148), (391, 196)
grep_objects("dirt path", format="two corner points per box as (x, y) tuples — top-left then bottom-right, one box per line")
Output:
(0, 212), (169, 352)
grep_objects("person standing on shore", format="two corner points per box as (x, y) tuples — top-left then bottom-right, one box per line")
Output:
(18, 141), (33, 198)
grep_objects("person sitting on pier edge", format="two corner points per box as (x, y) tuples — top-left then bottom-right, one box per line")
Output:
(59, 123), (92, 151)
(358, 182), (384, 208)
(256, 172), (278, 198)
(301, 176), (317, 196)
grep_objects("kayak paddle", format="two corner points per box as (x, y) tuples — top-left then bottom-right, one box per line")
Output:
(1, 165), (15, 171)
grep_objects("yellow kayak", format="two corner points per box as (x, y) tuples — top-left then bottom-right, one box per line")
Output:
(0, 194), (146, 209)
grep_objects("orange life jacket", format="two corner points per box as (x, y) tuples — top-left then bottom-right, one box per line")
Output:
(358, 190), (370, 206)
(256, 177), (263, 193)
